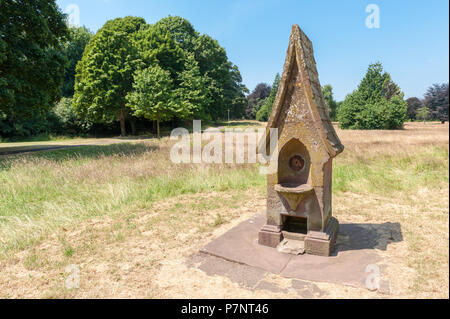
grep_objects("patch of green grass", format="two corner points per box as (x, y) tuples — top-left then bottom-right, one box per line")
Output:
(213, 213), (224, 227)
(141, 168), (265, 202)
(0, 145), (265, 257)
(0, 143), (156, 165)
(334, 146), (449, 195)
(63, 246), (74, 258)
(189, 201), (221, 211)
(24, 249), (48, 270)
(115, 232), (125, 242)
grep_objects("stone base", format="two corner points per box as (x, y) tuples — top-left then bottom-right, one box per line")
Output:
(259, 217), (339, 256)
(201, 213), (384, 288)
(305, 217), (339, 256)
(258, 224), (282, 248)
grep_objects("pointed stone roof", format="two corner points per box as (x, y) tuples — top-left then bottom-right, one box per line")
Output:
(260, 24), (344, 158)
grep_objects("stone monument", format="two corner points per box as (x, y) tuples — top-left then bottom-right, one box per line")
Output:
(258, 25), (344, 256)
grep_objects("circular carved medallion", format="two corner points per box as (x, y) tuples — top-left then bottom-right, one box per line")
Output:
(289, 155), (305, 171)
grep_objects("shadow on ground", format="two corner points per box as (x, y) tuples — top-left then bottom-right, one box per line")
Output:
(0, 143), (158, 167)
(334, 222), (403, 254)
(0, 144), (88, 156)
(212, 121), (262, 128)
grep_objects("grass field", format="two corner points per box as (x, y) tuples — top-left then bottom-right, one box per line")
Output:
(0, 122), (448, 298)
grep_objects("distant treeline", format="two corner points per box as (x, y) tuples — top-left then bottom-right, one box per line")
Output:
(0, 0), (248, 139)
(405, 84), (449, 123)
(245, 63), (448, 129)
(1, 1), (448, 140)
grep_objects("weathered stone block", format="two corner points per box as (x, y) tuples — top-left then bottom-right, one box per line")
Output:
(258, 224), (282, 248)
(305, 217), (339, 256)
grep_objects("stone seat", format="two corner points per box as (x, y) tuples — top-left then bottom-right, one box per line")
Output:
(274, 183), (315, 214)
(274, 183), (313, 194)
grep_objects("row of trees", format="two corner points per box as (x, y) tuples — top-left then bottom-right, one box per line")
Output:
(74, 16), (248, 137)
(245, 63), (402, 128)
(1, 1), (446, 138)
(0, 0), (248, 138)
(406, 84), (449, 122)
(246, 62), (447, 130)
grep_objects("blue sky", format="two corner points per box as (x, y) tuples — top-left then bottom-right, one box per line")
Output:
(56, 0), (449, 101)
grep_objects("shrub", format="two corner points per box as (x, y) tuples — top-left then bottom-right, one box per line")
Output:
(255, 100), (270, 121)
(48, 97), (90, 135)
(337, 63), (407, 130)
(339, 94), (406, 130)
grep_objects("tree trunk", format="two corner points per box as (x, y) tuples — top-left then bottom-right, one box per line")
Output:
(130, 117), (137, 135)
(119, 108), (126, 137)
(157, 118), (160, 139)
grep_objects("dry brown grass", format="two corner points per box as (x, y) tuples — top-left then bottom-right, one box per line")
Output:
(336, 121), (449, 161)
(0, 122), (448, 298)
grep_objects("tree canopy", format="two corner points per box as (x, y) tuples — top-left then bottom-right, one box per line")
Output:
(245, 83), (271, 119)
(423, 83), (449, 122)
(192, 33), (248, 120)
(256, 73), (280, 122)
(72, 15), (248, 136)
(73, 16), (146, 136)
(62, 26), (93, 97)
(406, 97), (423, 121)
(416, 105), (430, 122)
(175, 54), (212, 121)
(153, 16), (198, 52)
(127, 65), (176, 138)
(0, 0), (69, 137)
(321, 84), (338, 121)
(337, 63), (407, 130)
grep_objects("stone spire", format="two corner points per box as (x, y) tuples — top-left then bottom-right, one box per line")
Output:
(261, 24), (344, 157)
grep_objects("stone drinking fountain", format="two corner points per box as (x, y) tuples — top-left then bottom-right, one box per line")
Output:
(258, 24), (344, 256)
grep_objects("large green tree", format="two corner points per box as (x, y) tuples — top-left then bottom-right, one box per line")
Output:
(73, 16), (146, 136)
(406, 97), (423, 121)
(142, 16), (248, 121)
(0, 0), (69, 138)
(222, 65), (248, 119)
(193, 34), (248, 120)
(74, 15), (248, 135)
(153, 16), (199, 52)
(416, 105), (430, 122)
(127, 66), (177, 138)
(62, 26), (93, 97)
(423, 83), (449, 123)
(337, 63), (407, 130)
(175, 54), (212, 121)
(193, 34), (231, 120)
(134, 22), (185, 81)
